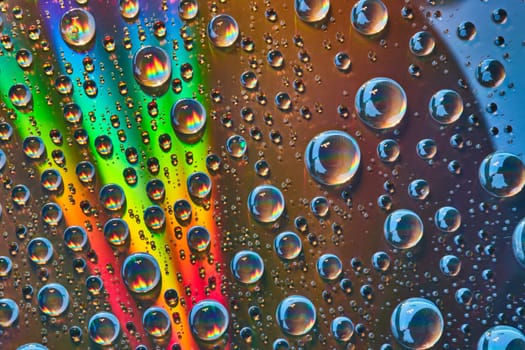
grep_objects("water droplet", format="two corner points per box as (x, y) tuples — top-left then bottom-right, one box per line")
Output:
(170, 99), (207, 139)
(189, 300), (229, 341)
(187, 226), (211, 253)
(294, 0), (330, 23)
(88, 312), (120, 346)
(334, 51), (352, 72)
(416, 139), (437, 159)
(99, 184), (126, 211)
(9, 84), (31, 108)
(146, 179), (165, 202)
(0, 298), (18, 327)
(317, 253), (343, 280)
(179, 0), (199, 20)
(17, 345), (49, 350)
(475, 58), (505, 88)
(63, 103), (82, 123)
(409, 31), (435, 57)
(351, 0), (388, 36)
(174, 199), (192, 223)
(85, 275), (103, 295)
(103, 218), (129, 246)
(240, 71), (258, 90)
(121, 253), (161, 293)
(267, 50), (285, 69)
(479, 152), (525, 198)
(94, 135), (113, 157)
(28, 237), (54, 265)
(16, 48), (32, 68)
(276, 295), (316, 336)
(391, 298), (443, 349)
(41, 169), (62, 191)
(372, 251), (390, 272)
(133, 46), (172, 88)
(231, 250), (264, 284)
(187, 172), (212, 199)
(310, 196), (330, 217)
(207, 14), (239, 48)
(355, 77), (407, 130)
(457, 21), (476, 40)
(428, 89), (463, 125)
(384, 209), (423, 249)
(143, 306), (171, 338)
(144, 205), (166, 231)
(247, 185), (285, 223)
(64, 226), (88, 252)
(332, 316), (354, 342)
(274, 231), (302, 260)
(37, 283), (69, 316)
(407, 179), (430, 200)
(0, 256), (12, 277)
(434, 206), (461, 232)
(119, 0), (139, 19)
(304, 130), (361, 186)
(23, 136), (45, 159)
(477, 326), (525, 349)
(377, 139), (400, 163)
(60, 8), (96, 47)
(512, 218), (525, 268)
(226, 135), (247, 158)
(76, 161), (96, 183)
(439, 255), (461, 276)
(12, 185), (30, 206)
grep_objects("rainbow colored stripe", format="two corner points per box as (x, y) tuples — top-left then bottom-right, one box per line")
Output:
(0, 1), (228, 348)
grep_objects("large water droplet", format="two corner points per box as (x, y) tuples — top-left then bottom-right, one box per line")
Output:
(121, 253), (161, 293)
(88, 312), (120, 346)
(428, 89), (463, 125)
(304, 130), (361, 186)
(351, 0), (388, 36)
(355, 77), (407, 130)
(384, 209), (423, 249)
(37, 283), (69, 316)
(512, 218), (525, 268)
(476, 58), (506, 88)
(477, 326), (525, 350)
(391, 298), (444, 349)
(143, 306), (171, 338)
(60, 8), (96, 47)
(0, 298), (18, 327)
(170, 99), (206, 138)
(294, 0), (330, 23)
(276, 295), (316, 336)
(119, 0), (139, 19)
(133, 46), (172, 88)
(207, 14), (239, 48)
(247, 185), (285, 223)
(274, 231), (302, 260)
(231, 250), (265, 284)
(479, 152), (525, 198)
(189, 300), (229, 341)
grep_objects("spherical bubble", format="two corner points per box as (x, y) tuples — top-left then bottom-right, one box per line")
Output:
(189, 300), (229, 341)
(133, 46), (172, 88)
(41, 169), (62, 191)
(331, 316), (354, 342)
(247, 185), (285, 223)
(144, 205), (165, 231)
(294, 0), (330, 23)
(274, 231), (302, 260)
(85, 275), (103, 295)
(0, 256), (13, 277)
(187, 226), (211, 253)
(64, 226), (88, 252)
(0, 298), (19, 327)
(231, 250), (264, 284)
(146, 179), (165, 202)
(429, 89), (463, 125)
(121, 253), (161, 293)
(434, 206), (461, 232)
(28, 237), (53, 265)
(226, 135), (247, 158)
(119, 0), (139, 19)
(455, 287), (472, 305)
(276, 295), (316, 336)
(179, 0), (199, 20)
(207, 14), (239, 48)
(416, 139), (437, 160)
(23, 136), (45, 159)
(88, 312), (120, 346)
(310, 196), (330, 217)
(390, 298), (444, 349)
(409, 31), (435, 57)
(479, 152), (525, 198)
(316, 253), (342, 280)
(439, 255), (461, 277)
(384, 209), (423, 249)
(512, 218), (525, 268)
(76, 161), (95, 183)
(477, 326), (525, 350)
(99, 184), (126, 211)
(351, 0), (388, 36)
(143, 306), (171, 338)
(60, 8), (96, 47)
(304, 130), (361, 186)
(187, 172), (212, 199)
(476, 59), (505, 88)
(408, 179), (430, 200)
(457, 21), (476, 40)
(12, 185), (30, 206)
(334, 52), (351, 72)
(355, 77), (407, 130)
(170, 99), (206, 137)
(372, 251), (390, 272)
(16, 344), (49, 350)
(104, 218), (129, 246)
(37, 283), (69, 316)
(9, 83), (32, 108)
(377, 139), (400, 163)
